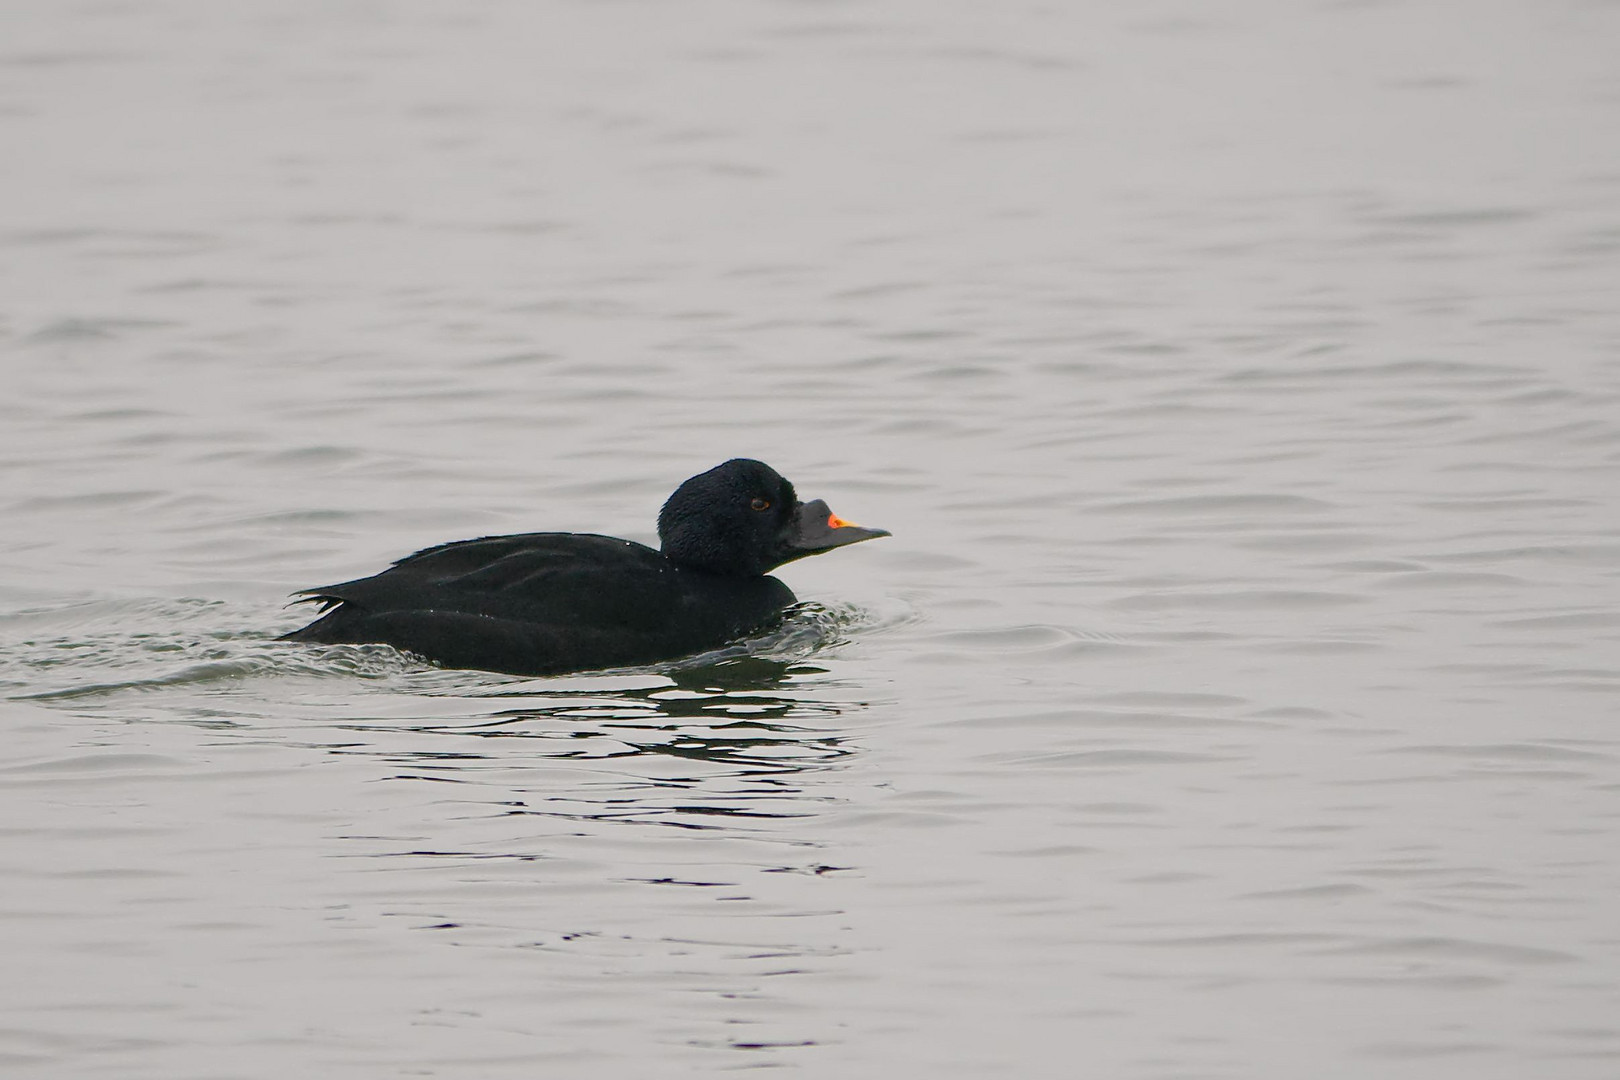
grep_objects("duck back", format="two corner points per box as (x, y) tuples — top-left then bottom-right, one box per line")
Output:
(282, 532), (796, 675)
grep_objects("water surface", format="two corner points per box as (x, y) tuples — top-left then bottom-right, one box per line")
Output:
(3, 2), (1619, 1077)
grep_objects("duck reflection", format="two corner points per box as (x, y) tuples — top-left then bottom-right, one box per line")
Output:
(339, 657), (861, 915)
(373, 657), (861, 778)
(331, 657), (868, 843)
(521, 659), (852, 774)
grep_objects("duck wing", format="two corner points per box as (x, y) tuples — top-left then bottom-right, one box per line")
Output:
(295, 533), (658, 610)
(283, 532), (793, 675)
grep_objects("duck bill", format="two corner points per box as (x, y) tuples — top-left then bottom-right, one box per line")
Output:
(782, 498), (891, 561)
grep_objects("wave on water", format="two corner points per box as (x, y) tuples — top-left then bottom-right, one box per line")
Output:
(2, 596), (897, 705)
(2, 595), (880, 781)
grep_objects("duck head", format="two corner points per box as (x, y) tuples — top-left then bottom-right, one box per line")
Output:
(658, 458), (890, 576)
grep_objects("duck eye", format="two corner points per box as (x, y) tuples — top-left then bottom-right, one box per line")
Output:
(750, 497), (771, 511)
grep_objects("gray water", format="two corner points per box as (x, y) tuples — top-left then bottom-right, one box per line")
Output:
(4, 2), (1620, 1077)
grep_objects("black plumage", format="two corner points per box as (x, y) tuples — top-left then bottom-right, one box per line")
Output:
(281, 459), (888, 676)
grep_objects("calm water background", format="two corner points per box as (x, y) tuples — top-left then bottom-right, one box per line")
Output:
(3, 2), (1619, 1077)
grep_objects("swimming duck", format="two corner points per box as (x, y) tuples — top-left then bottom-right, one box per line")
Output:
(281, 458), (888, 675)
